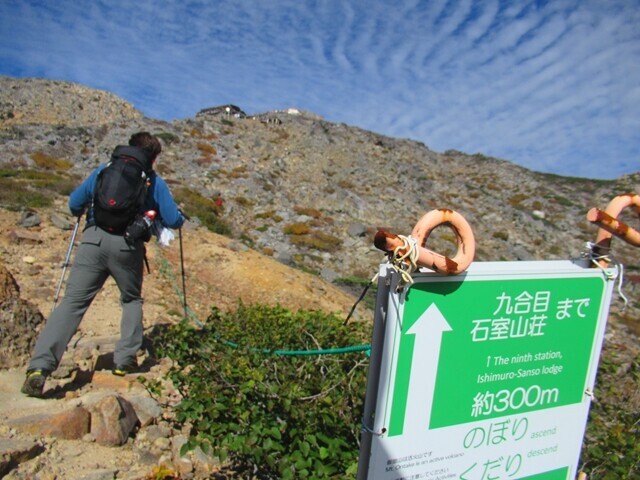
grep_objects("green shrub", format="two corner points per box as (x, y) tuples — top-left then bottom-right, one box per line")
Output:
(255, 210), (283, 222)
(234, 196), (254, 207)
(173, 187), (231, 235)
(552, 195), (574, 207)
(492, 230), (509, 241)
(190, 128), (218, 140)
(0, 169), (79, 210)
(30, 152), (74, 171)
(548, 245), (562, 255)
(196, 143), (217, 156)
(290, 231), (342, 252)
(283, 223), (310, 235)
(508, 193), (528, 208)
(294, 206), (322, 218)
(579, 343), (640, 478)
(227, 166), (248, 178)
(0, 180), (51, 209)
(155, 132), (180, 145)
(149, 303), (370, 479)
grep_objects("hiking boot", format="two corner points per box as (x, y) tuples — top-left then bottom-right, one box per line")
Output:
(21, 370), (48, 398)
(112, 362), (137, 377)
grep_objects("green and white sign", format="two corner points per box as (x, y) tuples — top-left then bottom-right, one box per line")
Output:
(359, 260), (616, 480)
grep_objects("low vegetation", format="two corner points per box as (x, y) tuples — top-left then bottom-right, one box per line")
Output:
(147, 303), (371, 479)
(579, 336), (640, 478)
(0, 168), (79, 210)
(289, 231), (343, 252)
(173, 186), (231, 235)
(30, 151), (74, 170)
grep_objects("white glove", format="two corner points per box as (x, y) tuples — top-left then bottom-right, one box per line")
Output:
(158, 226), (175, 247)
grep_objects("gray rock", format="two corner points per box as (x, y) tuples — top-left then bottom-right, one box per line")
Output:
(192, 445), (222, 478)
(228, 241), (249, 252)
(126, 395), (163, 428)
(512, 246), (535, 261)
(133, 446), (161, 466)
(50, 213), (74, 230)
(276, 252), (294, 265)
(347, 223), (368, 237)
(0, 438), (44, 478)
(78, 468), (119, 480)
(18, 211), (41, 228)
(320, 268), (339, 282)
(139, 423), (172, 443)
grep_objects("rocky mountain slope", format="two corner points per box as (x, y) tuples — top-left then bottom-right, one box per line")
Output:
(2, 76), (639, 281)
(0, 76), (638, 479)
(2, 75), (639, 328)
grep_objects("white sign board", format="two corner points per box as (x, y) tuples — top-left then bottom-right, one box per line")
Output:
(358, 260), (616, 480)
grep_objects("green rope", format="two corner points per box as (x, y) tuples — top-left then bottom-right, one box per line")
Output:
(154, 242), (203, 327)
(220, 339), (371, 356)
(153, 241), (371, 357)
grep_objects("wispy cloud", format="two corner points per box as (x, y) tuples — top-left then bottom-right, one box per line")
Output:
(0, 0), (638, 179)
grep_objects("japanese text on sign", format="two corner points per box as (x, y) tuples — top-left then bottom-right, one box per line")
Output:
(470, 290), (591, 342)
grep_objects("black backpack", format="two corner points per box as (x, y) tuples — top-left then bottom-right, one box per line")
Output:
(93, 146), (152, 234)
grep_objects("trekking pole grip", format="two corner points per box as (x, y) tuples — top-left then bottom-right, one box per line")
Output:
(179, 208), (191, 221)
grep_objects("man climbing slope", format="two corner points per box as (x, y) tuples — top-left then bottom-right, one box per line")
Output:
(22, 132), (185, 397)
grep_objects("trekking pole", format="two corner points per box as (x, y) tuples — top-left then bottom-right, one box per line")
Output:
(52, 213), (82, 313)
(178, 209), (190, 319)
(179, 226), (188, 318)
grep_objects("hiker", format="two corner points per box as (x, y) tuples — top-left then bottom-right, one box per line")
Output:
(214, 192), (224, 208)
(214, 192), (224, 215)
(22, 132), (185, 398)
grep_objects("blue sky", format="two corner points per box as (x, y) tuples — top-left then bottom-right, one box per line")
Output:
(1, 0), (638, 180)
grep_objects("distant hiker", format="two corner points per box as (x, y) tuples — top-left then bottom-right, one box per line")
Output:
(214, 192), (224, 215)
(21, 132), (185, 398)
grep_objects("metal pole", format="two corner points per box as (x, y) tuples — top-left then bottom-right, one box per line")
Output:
(179, 226), (187, 318)
(52, 215), (82, 314)
(356, 266), (395, 480)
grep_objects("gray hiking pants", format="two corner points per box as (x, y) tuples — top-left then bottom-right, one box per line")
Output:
(29, 226), (145, 372)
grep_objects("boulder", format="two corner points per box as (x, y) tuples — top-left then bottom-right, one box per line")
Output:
(6, 230), (42, 245)
(0, 437), (44, 477)
(89, 394), (139, 446)
(49, 213), (74, 230)
(18, 211), (41, 228)
(0, 262), (45, 368)
(7, 407), (91, 440)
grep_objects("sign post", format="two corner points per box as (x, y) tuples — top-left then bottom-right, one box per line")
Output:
(358, 260), (617, 480)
